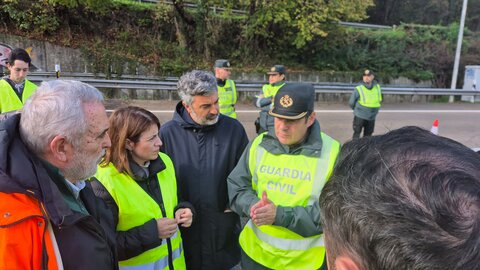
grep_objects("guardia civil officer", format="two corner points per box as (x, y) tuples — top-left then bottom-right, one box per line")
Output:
(349, 69), (382, 139)
(228, 83), (340, 270)
(254, 65), (286, 134)
(214, 59), (238, 119)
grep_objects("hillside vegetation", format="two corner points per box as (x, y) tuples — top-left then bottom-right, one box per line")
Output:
(1, 0), (480, 87)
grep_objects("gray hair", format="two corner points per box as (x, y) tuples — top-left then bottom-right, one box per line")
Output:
(320, 126), (480, 270)
(20, 80), (104, 156)
(177, 70), (217, 105)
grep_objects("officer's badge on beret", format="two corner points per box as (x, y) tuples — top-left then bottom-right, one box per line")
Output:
(267, 65), (286, 75)
(279, 95), (293, 108)
(363, 69), (374, 76)
(214, 59), (231, 69)
(269, 83), (315, 120)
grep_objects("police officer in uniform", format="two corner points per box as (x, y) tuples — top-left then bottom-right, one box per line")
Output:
(228, 83), (340, 270)
(214, 59), (238, 119)
(0, 48), (37, 113)
(254, 65), (286, 134)
(349, 69), (382, 139)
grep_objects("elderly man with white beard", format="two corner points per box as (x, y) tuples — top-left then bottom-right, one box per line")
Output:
(0, 80), (118, 269)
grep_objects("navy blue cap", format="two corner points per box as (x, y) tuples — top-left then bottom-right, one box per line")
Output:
(363, 69), (374, 76)
(267, 65), (285, 75)
(269, 83), (315, 120)
(214, 59), (231, 69)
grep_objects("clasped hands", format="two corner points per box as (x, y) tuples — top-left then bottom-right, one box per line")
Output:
(250, 191), (276, 226)
(156, 208), (193, 239)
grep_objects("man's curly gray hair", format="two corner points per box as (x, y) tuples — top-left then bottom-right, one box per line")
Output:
(177, 70), (218, 105)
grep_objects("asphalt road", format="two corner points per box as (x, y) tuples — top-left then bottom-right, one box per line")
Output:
(106, 100), (480, 149)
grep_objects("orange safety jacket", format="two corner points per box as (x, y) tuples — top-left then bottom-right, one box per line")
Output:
(0, 192), (61, 270)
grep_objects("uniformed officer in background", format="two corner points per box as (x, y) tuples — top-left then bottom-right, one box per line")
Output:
(214, 59), (238, 119)
(254, 65), (286, 134)
(349, 69), (382, 139)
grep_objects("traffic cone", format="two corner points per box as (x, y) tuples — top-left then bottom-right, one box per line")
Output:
(430, 119), (439, 135)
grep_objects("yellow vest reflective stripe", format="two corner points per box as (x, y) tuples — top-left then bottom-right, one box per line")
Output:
(246, 219), (325, 250)
(218, 79), (237, 118)
(95, 153), (186, 269)
(120, 231), (183, 270)
(0, 79), (37, 113)
(241, 133), (340, 269)
(356, 84), (382, 108)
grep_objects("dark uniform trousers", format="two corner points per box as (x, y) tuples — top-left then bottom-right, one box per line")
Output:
(353, 115), (375, 139)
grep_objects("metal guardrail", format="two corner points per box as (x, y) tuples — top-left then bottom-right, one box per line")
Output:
(27, 73), (480, 96)
(136, 0), (246, 15)
(28, 72), (179, 81)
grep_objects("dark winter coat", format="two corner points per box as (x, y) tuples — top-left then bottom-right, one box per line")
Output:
(160, 102), (249, 270)
(0, 114), (118, 270)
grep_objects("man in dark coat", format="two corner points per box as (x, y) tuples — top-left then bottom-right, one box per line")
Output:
(0, 80), (117, 269)
(160, 70), (249, 270)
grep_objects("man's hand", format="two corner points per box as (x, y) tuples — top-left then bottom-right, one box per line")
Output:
(250, 191), (276, 226)
(175, 208), (193, 228)
(156, 218), (178, 239)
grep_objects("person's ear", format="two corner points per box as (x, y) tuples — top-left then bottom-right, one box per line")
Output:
(49, 135), (73, 162)
(335, 256), (361, 270)
(307, 111), (316, 127)
(182, 101), (193, 114)
(125, 138), (134, 151)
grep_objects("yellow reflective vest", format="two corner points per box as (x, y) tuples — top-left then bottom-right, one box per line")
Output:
(0, 79), (37, 113)
(95, 153), (186, 269)
(261, 82), (284, 99)
(356, 84), (382, 108)
(218, 79), (237, 119)
(239, 133), (340, 270)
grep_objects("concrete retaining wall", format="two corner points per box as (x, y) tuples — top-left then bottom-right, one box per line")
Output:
(1, 34), (433, 102)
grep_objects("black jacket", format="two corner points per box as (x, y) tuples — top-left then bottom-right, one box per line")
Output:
(160, 102), (249, 270)
(0, 114), (118, 269)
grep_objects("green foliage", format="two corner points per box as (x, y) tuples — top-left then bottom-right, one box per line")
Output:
(2, 0), (60, 34)
(302, 23), (480, 87)
(2, 0), (480, 88)
(49, 0), (113, 11)
(239, 0), (374, 48)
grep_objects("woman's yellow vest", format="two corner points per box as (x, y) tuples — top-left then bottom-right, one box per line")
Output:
(95, 153), (186, 269)
(217, 79), (237, 118)
(240, 133), (340, 270)
(0, 79), (37, 113)
(356, 84), (382, 108)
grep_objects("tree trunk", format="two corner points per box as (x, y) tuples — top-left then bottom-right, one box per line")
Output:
(173, 17), (187, 49)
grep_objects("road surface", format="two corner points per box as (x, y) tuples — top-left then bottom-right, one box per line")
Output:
(106, 100), (480, 149)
